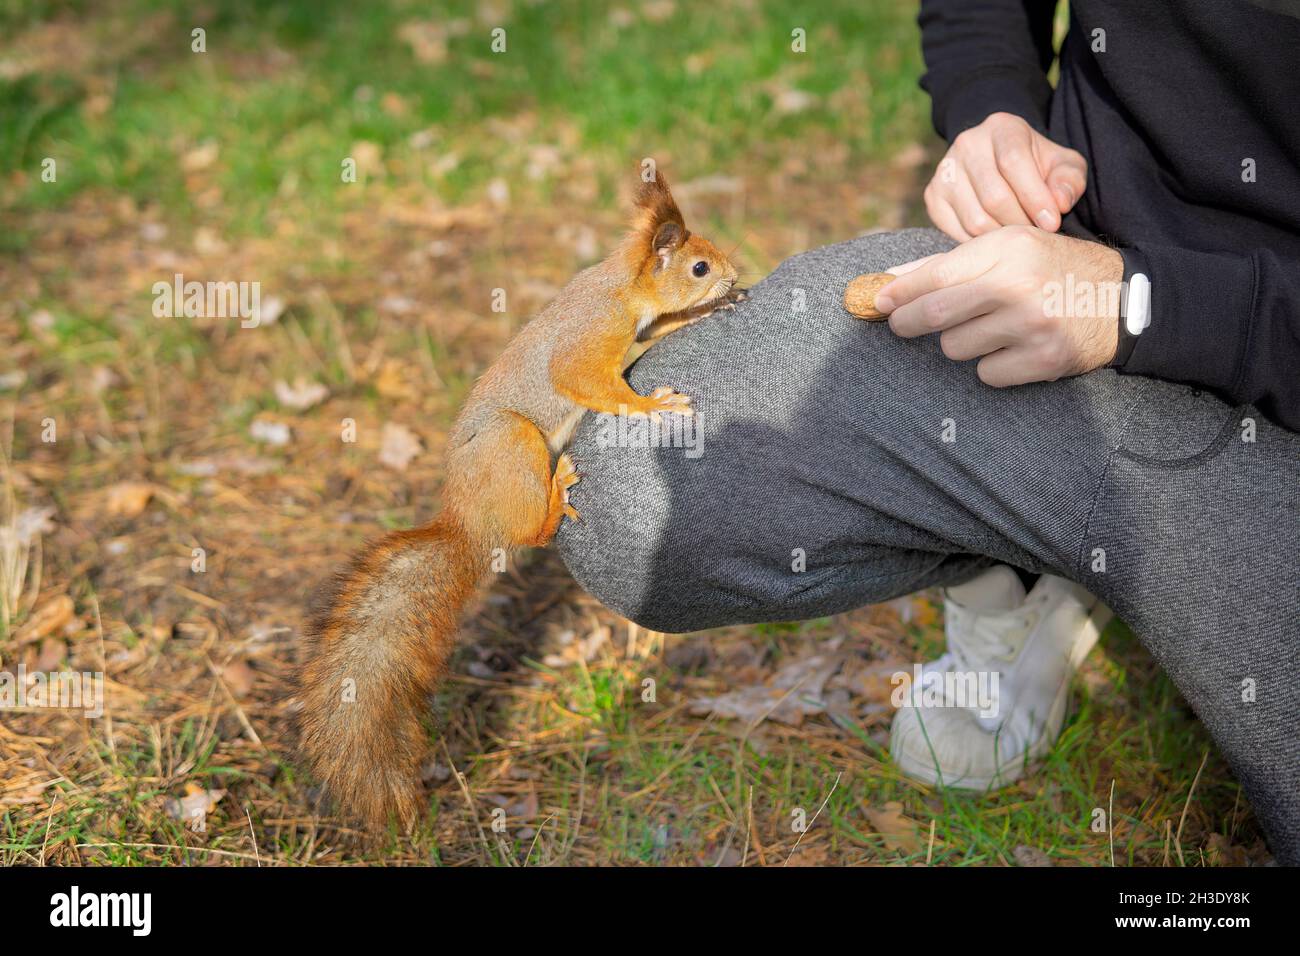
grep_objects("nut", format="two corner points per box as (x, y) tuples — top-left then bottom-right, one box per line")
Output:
(843, 272), (895, 320)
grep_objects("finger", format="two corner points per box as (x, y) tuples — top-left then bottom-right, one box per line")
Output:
(875, 237), (999, 312)
(976, 347), (1043, 388)
(991, 128), (1061, 230)
(924, 189), (972, 243)
(888, 282), (1001, 339)
(964, 149), (1032, 227)
(949, 175), (1003, 237)
(1043, 149), (1087, 213)
(886, 253), (941, 277)
(937, 311), (1019, 361)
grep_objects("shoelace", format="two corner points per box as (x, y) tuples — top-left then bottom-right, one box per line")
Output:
(945, 604), (1033, 669)
(912, 604), (1036, 707)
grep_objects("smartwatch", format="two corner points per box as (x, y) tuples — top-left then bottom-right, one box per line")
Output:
(1111, 247), (1151, 367)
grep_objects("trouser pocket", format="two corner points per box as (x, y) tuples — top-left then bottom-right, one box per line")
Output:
(1114, 380), (1247, 469)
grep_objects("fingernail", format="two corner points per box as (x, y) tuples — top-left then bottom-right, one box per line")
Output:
(874, 293), (895, 313)
(1058, 184), (1075, 208)
(1036, 208), (1055, 229)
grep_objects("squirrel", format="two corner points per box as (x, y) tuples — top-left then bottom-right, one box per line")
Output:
(297, 173), (742, 828)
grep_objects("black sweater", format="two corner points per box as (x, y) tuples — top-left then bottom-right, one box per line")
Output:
(917, 0), (1300, 433)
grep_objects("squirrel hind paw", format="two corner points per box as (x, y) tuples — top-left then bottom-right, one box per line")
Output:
(645, 386), (694, 418)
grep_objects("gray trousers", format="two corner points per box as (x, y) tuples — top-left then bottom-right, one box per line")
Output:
(555, 228), (1300, 863)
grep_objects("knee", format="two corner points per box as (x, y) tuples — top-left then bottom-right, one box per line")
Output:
(554, 397), (782, 633)
(552, 424), (703, 632)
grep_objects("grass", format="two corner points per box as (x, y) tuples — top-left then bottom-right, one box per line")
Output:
(0, 0), (1267, 866)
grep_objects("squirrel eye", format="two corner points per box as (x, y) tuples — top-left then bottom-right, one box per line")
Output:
(692, 260), (710, 278)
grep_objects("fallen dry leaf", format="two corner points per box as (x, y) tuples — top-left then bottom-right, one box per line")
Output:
(176, 455), (278, 477)
(420, 760), (452, 784)
(34, 637), (66, 671)
(542, 625), (612, 668)
(249, 418), (292, 446)
(1203, 833), (1250, 867)
(1013, 844), (1055, 867)
(193, 226), (227, 256)
(374, 359), (418, 400)
(773, 86), (817, 115)
(181, 141), (219, 172)
(398, 20), (449, 64)
(830, 657), (909, 707)
(104, 481), (154, 518)
(350, 140), (383, 176)
(507, 793), (539, 820)
(486, 177), (510, 208)
(710, 845), (743, 867)
(220, 658), (256, 697)
(379, 422), (422, 471)
(863, 801), (923, 855)
(642, 0), (677, 22)
(274, 377), (329, 411)
(6, 505), (56, 545)
(164, 783), (226, 825)
(786, 841), (832, 866)
(891, 142), (929, 171)
(259, 296), (286, 325)
(380, 91), (409, 117)
(15, 594), (74, 645)
(689, 653), (842, 726)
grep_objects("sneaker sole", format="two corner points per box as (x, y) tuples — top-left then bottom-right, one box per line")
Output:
(890, 598), (1111, 791)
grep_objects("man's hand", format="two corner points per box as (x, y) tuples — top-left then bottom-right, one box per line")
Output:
(874, 226), (1124, 387)
(925, 112), (1089, 241)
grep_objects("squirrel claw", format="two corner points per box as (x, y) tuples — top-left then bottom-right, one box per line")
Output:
(644, 386), (694, 418)
(554, 453), (580, 497)
(719, 287), (747, 310)
(554, 454), (581, 522)
(555, 452), (579, 483)
(700, 287), (748, 318)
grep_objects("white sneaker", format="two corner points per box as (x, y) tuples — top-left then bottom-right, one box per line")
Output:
(889, 565), (1111, 790)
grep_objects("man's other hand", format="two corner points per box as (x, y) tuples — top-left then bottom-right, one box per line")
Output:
(925, 112), (1089, 241)
(874, 227), (1124, 386)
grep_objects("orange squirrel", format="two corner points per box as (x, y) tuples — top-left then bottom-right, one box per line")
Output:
(298, 174), (741, 827)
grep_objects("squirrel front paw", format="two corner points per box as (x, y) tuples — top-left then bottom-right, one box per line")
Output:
(720, 287), (748, 309)
(702, 287), (748, 317)
(637, 385), (693, 421)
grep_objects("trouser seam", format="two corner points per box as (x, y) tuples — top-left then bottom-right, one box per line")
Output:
(1074, 379), (1149, 580)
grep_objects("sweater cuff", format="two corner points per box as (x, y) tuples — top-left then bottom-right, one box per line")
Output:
(935, 70), (1051, 140)
(1113, 243), (1256, 399)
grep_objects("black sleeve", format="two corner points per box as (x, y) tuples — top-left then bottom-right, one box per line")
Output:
(1116, 243), (1300, 434)
(917, 0), (1060, 140)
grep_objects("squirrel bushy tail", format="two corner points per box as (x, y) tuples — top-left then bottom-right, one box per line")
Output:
(297, 512), (486, 827)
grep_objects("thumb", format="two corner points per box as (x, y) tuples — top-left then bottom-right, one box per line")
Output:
(886, 253), (941, 277)
(1044, 151), (1087, 214)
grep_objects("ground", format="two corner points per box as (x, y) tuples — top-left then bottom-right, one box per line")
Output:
(0, 0), (1270, 866)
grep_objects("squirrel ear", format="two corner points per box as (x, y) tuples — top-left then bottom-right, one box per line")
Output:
(633, 174), (687, 263)
(652, 220), (684, 269)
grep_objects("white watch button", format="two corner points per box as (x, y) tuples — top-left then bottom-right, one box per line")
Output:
(1126, 272), (1151, 335)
